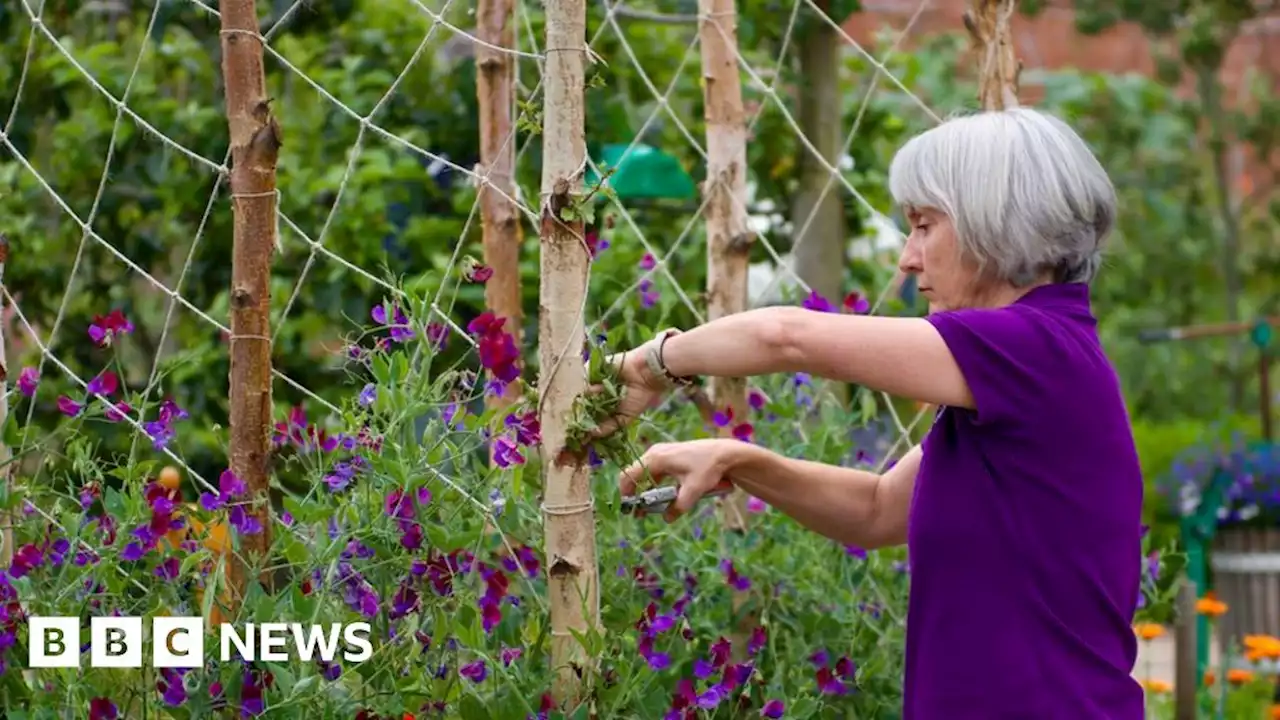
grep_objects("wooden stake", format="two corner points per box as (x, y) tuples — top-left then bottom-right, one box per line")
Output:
(539, 0), (599, 706)
(477, 0), (524, 413)
(219, 0), (279, 611)
(965, 0), (1021, 110)
(0, 234), (12, 569)
(699, 0), (754, 659)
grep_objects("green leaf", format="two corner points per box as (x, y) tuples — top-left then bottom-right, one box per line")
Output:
(458, 695), (488, 720)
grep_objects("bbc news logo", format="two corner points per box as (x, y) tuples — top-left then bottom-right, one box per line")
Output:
(28, 617), (373, 668)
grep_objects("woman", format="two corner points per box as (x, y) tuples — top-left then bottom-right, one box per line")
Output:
(599, 108), (1145, 719)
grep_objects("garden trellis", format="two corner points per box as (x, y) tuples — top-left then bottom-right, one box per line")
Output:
(0, 0), (1024, 716)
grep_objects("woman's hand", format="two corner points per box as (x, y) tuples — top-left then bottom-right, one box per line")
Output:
(618, 439), (742, 522)
(591, 338), (671, 438)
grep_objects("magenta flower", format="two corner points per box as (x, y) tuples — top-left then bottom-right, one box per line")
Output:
(88, 309), (134, 346)
(104, 402), (132, 422)
(843, 290), (871, 313)
(154, 557), (180, 581)
(504, 410), (540, 446)
(10, 543), (43, 578)
(468, 312), (521, 387)
(760, 699), (784, 718)
(466, 263), (494, 283)
(17, 367), (38, 397)
(240, 668), (270, 716)
(57, 395), (83, 417)
(721, 560), (751, 590)
(500, 646), (522, 665)
(426, 322), (448, 350)
(640, 253), (656, 270)
(85, 370), (118, 397)
(88, 697), (118, 720)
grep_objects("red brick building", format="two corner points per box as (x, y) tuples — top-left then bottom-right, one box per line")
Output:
(841, 0), (1279, 198)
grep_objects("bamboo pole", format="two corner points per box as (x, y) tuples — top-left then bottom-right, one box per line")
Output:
(477, 0), (524, 412)
(965, 0), (1022, 110)
(539, 0), (599, 706)
(219, 0), (279, 611)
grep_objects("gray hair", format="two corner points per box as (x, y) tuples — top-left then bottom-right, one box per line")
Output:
(887, 107), (1117, 286)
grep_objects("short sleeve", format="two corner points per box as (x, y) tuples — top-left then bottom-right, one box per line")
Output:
(925, 306), (1056, 427)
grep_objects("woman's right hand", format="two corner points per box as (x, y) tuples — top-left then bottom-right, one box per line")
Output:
(617, 439), (741, 521)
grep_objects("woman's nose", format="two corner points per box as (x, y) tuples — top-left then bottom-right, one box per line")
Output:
(897, 242), (922, 275)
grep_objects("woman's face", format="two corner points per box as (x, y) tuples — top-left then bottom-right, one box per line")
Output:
(897, 207), (977, 313)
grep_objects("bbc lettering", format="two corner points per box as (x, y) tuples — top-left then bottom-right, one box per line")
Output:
(28, 617), (372, 668)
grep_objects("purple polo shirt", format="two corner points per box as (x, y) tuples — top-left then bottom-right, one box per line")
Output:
(904, 282), (1144, 719)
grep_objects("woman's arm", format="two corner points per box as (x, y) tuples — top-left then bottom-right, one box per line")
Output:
(658, 306), (975, 410)
(725, 442), (923, 549)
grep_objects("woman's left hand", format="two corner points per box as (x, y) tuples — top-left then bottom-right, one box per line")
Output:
(618, 439), (740, 522)
(590, 339), (670, 438)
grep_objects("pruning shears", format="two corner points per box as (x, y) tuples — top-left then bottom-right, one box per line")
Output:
(619, 480), (735, 515)
(618, 383), (739, 515)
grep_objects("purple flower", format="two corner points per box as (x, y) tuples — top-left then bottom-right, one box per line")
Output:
(157, 668), (187, 705)
(638, 279), (659, 308)
(144, 398), (188, 449)
(721, 559), (751, 590)
(154, 557), (181, 581)
(460, 659), (487, 683)
(761, 699), (784, 718)
(802, 290), (834, 312)
(492, 436), (524, 467)
(638, 636), (670, 670)
(229, 506), (263, 535)
(358, 383), (377, 406)
(695, 685), (726, 710)
(500, 646), (522, 666)
(371, 302), (414, 343)
(324, 458), (365, 492)
(17, 367), (38, 397)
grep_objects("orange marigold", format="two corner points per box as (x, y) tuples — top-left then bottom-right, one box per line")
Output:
(1243, 634), (1280, 661)
(1133, 622), (1166, 641)
(1226, 668), (1255, 685)
(1195, 596), (1228, 617)
(1141, 678), (1173, 694)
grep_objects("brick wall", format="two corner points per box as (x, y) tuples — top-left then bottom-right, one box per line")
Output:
(840, 0), (1279, 197)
